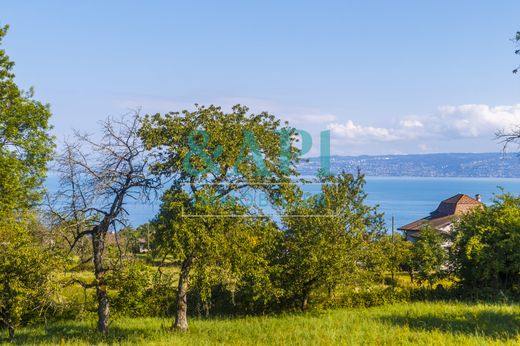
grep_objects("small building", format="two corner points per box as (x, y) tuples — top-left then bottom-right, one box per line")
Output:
(138, 238), (149, 253)
(398, 193), (483, 243)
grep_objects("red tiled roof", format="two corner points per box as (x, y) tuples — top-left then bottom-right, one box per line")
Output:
(398, 194), (482, 232)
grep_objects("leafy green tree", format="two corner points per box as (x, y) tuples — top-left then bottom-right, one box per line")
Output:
(281, 172), (384, 311)
(0, 24), (55, 340)
(367, 234), (413, 286)
(452, 193), (520, 289)
(139, 104), (300, 203)
(393, 237), (414, 283)
(412, 226), (447, 288)
(0, 25), (54, 217)
(139, 104), (300, 331)
(0, 221), (56, 339)
(152, 188), (281, 330)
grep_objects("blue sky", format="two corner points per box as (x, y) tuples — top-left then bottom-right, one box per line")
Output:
(2, 1), (520, 155)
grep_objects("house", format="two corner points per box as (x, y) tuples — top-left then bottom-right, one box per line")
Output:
(398, 193), (483, 243)
(138, 238), (149, 253)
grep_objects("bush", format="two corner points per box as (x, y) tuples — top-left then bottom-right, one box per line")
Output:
(318, 286), (410, 309)
(452, 193), (520, 289)
(109, 262), (177, 317)
(412, 226), (447, 287)
(0, 222), (57, 338)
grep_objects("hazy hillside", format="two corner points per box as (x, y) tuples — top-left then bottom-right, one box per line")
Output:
(300, 153), (520, 178)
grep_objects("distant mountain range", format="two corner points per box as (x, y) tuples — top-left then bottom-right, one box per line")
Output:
(299, 153), (520, 178)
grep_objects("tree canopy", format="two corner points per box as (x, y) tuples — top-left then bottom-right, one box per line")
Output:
(140, 105), (301, 331)
(0, 25), (54, 217)
(452, 194), (520, 289)
(0, 221), (57, 338)
(281, 172), (384, 310)
(412, 226), (447, 288)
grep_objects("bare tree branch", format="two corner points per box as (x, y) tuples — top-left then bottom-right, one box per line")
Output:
(496, 126), (520, 153)
(47, 111), (161, 334)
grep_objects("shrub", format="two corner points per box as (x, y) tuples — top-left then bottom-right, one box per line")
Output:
(109, 262), (177, 317)
(412, 226), (447, 287)
(452, 193), (520, 289)
(0, 222), (57, 338)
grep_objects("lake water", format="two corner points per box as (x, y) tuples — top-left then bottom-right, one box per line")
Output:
(363, 177), (520, 230)
(45, 177), (520, 231)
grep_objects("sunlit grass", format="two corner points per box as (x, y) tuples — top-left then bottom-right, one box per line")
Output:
(3, 302), (520, 345)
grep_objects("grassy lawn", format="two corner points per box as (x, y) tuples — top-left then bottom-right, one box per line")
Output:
(2, 302), (519, 345)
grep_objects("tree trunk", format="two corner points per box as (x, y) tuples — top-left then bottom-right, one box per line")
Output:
(8, 325), (15, 339)
(301, 296), (309, 312)
(301, 290), (310, 312)
(173, 258), (191, 332)
(204, 300), (210, 318)
(92, 231), (109, 335)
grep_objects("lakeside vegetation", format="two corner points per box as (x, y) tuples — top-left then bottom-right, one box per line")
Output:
(2, 22), (520, 345)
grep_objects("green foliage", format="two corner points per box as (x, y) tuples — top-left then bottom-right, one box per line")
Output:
(153, 188), (282, 313)
(189, 219), (284, 316)
(452, 193), (520, 289)
(412, 226), (447, 287)
(0, 221), (57, 338)
(0, 25), (54, 217)
(113, 225), (153, 257)
(109, 262), (177, 317)
(139, 104), (300, 188)
(0, 30), (54, 334)
(109, 262), (153, 317)
(140, 104), (301, 329)
(366, 235), (414, 285)
(281, 171), (384, 310)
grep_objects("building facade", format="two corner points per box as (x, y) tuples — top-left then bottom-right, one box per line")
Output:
(398, 194), (483, 243)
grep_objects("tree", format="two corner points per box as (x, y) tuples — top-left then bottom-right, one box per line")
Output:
(139, 104), (300, 331)
(412, 226), (447, 288)
(0, 220), (56, 339)
(281, 172), (384, 311)
(452, 193), (520, 289)
(367, 234), (413, 286)
(0, 25), (54, 217)
(0, 24), (55, 339)
(152, 187), (281, 329)
(49, 114), (158, 335)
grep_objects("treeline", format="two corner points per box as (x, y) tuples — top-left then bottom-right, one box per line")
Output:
(2, 24), (520, 340)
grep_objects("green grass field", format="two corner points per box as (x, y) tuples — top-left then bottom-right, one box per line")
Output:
(3, 302), (519, 345)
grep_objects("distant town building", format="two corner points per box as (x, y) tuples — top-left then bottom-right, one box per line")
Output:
(398, 194), (483, 243)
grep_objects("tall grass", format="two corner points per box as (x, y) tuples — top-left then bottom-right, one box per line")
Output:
(3, 302), (519, 345)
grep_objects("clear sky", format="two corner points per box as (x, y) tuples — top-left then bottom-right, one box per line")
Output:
(2, 1), (520, 155)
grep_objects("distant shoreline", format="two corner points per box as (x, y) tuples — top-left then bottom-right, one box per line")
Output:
(45, 152), (520, 180)
(304, 151), (511, 159)
(299, 152), (520, 178)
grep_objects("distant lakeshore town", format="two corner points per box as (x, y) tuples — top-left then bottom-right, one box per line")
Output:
(299, 152), (520, 178)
